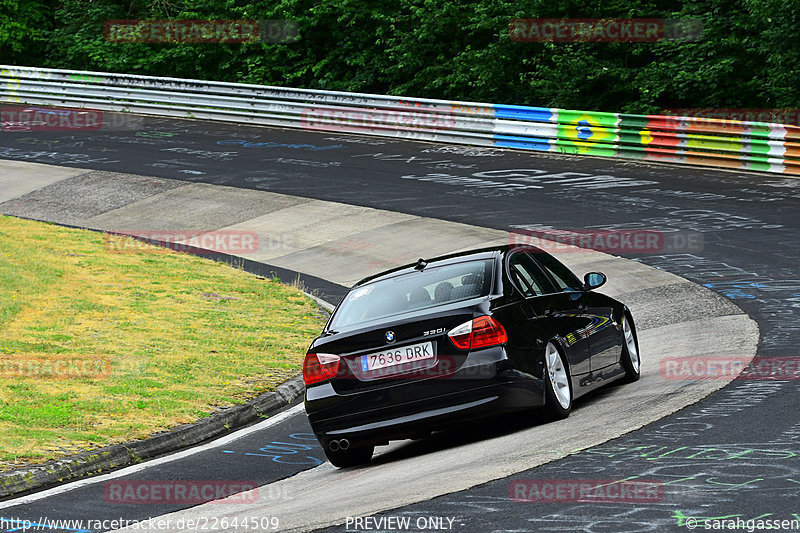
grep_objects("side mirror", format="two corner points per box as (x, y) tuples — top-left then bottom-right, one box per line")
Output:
(584, 272), (606, 290)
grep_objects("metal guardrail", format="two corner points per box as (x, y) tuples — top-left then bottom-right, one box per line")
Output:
(2, 65), (799, 175)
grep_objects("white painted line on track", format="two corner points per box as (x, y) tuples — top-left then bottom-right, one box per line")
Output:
(0, 404), (305, 509)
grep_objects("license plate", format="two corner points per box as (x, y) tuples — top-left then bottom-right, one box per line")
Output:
(361, 341), (435, 372)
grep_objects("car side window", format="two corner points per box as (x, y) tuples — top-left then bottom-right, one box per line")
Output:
(530, 252), (583, 292)
(508, 252), (556, 297)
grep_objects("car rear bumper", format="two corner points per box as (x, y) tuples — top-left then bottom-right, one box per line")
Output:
(305, 365), (544, 447)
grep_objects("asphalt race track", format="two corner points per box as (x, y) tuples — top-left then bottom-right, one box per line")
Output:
(0, 115), (798, 532)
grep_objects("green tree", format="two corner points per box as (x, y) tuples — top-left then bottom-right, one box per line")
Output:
(0, 0), (57, 65)
(4, 0), (799, 113)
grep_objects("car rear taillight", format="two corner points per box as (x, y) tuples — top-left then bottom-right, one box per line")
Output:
(448, 316), (507, 350)
(303, 353), (340, 385)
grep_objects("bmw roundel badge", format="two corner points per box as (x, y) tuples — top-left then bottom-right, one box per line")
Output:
(385, 330), (396, 343)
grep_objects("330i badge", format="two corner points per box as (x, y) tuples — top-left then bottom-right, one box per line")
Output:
(302, 245), (640, 467)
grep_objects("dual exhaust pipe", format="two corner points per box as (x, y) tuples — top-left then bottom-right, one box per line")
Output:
(328, 438), (350, 451)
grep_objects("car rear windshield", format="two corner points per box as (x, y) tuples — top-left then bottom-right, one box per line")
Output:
(329, 259), (494, 330)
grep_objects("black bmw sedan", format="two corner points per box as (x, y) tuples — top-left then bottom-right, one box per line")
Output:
(303, 245), (640, 467)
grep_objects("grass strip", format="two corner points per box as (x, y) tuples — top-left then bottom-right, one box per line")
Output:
(0, 215), (328, 469)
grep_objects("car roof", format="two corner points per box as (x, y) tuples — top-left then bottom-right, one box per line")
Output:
(351, 244), (545, 288)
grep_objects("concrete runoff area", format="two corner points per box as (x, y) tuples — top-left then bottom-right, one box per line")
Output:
(219, 199), (418, 262)
(84, 182), (311, 232)
(0, 160), (759, 532)
(0, 160), (89, 204)
(264, 217), (510, 286)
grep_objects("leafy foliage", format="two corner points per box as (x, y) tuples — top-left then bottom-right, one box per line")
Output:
(0, 0), (57, 64)
(0, 0), (797, 112)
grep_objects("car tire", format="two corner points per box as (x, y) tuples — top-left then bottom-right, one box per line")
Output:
(324, 443), (375, 468)
(543, 341), (572, 420)
(621, 313), (640, 383)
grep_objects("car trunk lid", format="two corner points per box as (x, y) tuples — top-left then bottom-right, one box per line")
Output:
(314, 302), (481, 393)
